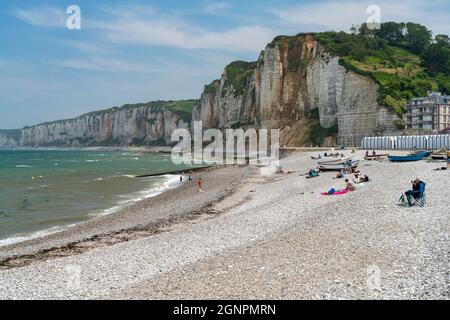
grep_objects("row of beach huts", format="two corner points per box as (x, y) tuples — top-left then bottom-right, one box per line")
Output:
(361, 134), (450, 150)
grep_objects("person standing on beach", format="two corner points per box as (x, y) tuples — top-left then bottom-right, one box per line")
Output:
(197, 178), (203, 192)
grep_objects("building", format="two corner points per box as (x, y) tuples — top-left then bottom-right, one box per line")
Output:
(406, 92), (450, 133)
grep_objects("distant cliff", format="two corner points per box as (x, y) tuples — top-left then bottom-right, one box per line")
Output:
(0, 130), (21, 148)
(19, 100), (196, 147)
(192, 34), (402, 146)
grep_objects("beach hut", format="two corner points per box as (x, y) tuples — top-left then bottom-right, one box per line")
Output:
(430, 135), (437, 150)
(439, 135), (445, 149)
(409, 136), (415, 149)
(399, 136), (405, 150)
(368, 137), (374, 150)
(362, 137), (368, 149)
(391, 137), (397, 150)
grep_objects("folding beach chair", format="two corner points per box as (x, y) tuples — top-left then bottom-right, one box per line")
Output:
(410, 182), (426, 207)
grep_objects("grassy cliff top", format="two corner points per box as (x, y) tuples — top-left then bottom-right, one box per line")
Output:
(27, 100), (199, 128)
(224, 61), (257, 96)
(313, 30), (450, 115)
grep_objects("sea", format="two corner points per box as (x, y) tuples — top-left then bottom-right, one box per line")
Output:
(0, 148), (196, 245)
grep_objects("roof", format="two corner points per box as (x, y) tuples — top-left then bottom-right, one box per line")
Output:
(409, 92), (450, 106)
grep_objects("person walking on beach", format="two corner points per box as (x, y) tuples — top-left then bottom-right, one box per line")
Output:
(197, 177), (203, 192)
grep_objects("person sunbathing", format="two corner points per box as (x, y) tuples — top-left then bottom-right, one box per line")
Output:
(334, 170), (345, 179)
(345, 179), (356, 191)
(307, 169), (319, 178)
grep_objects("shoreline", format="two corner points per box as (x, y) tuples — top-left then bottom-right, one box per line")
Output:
(0, 173), (182, 247)
(0, 164), (252, 268)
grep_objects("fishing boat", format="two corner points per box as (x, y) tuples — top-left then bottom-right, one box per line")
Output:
(388, 151), (432, 162)
(431, 153), (447, 161)
(431, 149), (448, 161)
(318, 157), (359, 171)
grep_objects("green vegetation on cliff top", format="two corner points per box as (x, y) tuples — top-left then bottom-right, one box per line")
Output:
(224, 61), (257, 96)
(316, 22), (450, 115)
(204, 61), (257, 97)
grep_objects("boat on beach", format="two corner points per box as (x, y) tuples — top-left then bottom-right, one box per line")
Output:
(318, 157), (359, 171)
(430, 148), (448, 161)
(431, 153), (448, 161)
(388, 151), (432, 162)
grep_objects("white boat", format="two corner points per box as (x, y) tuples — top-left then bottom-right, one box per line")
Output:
(431, 153), (447, 161)
(318, 157), (352, 165)
(318, 158), (359, 171)
(431, 149), (448, 161)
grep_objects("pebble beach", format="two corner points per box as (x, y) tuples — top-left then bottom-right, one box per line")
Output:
(0, 150), (448, 300)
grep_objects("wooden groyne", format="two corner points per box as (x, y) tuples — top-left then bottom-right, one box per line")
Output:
(135, 164), (230, 178)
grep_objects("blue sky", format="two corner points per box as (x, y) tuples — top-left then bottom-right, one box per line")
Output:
(0, 0), (449, 129)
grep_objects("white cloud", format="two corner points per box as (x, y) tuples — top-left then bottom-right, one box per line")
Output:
(204, 2), (231, 14)
(13, 6), (66, 28)
(64, 41), (114, 55)
(90, 7), (274, 53)
(54, 58), (149, 72)
(271, 0), (450, 35)
(13, 4), (274, 53)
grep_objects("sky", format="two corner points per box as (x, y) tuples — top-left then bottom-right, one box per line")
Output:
(0, 0), (449, 129)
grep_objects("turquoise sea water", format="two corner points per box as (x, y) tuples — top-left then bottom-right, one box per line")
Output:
(0, 149), (194, 244)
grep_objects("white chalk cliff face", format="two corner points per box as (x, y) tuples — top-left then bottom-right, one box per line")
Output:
(20, 103), (191, 147)
(192, 35), (401, 146)
(0, 130), (20, 148)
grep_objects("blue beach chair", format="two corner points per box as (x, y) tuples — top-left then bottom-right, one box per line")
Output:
(410, 182), (426, 207)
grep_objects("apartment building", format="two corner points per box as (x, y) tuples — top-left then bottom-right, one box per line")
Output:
(406, 92), (450, 132)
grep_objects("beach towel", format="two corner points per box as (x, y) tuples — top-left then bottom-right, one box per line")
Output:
(321, 189), (348, 196)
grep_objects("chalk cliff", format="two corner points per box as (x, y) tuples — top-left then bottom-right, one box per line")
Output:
(19, 101), (196, 147)
(192, 34), (401, 146)
(0, 130), (21, 148)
